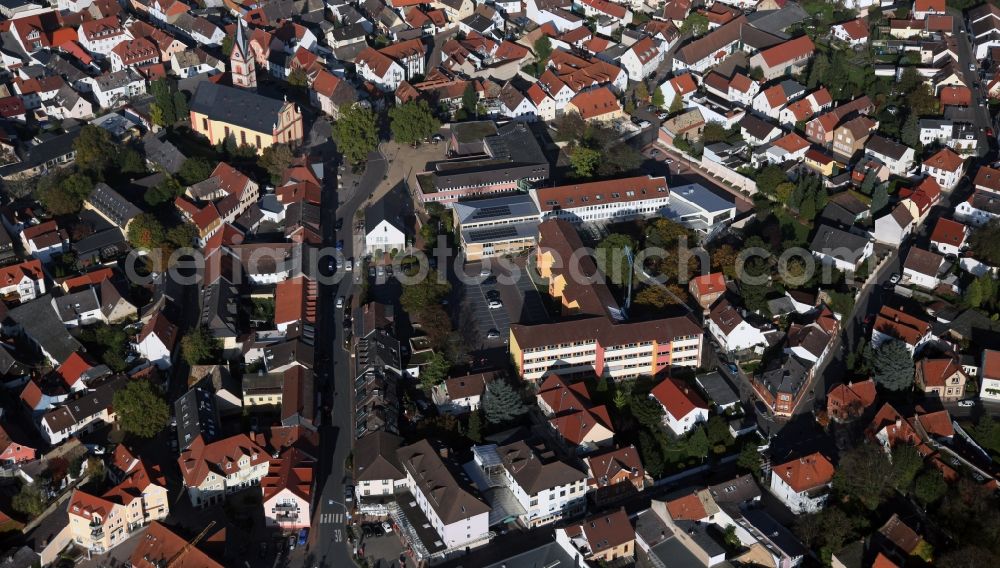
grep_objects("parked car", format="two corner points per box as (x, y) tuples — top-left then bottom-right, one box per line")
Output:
(297, 528), (308, 546)
(345, 259), (353, 271)
(889, 273), (901, 284)
(335, 218), (344, 230)
(336, 240), (344, 251)
(382, 522), (393, 533)
(288, 535), (296, 550)
(336, 296), (345, 309)
(487, 329), (501, 339)
(488, 300), (503, 309)
(958, 399), (976, 407)
(480, 268), (491, 277)
(344, 485), (354, 502)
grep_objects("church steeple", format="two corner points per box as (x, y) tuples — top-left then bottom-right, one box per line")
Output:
(230, 19), (256, 90)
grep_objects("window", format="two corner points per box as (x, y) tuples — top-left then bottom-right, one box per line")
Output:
(256, 135), (262, 148)
(202, 118), (208, 130)
(241, 131), (247, 145)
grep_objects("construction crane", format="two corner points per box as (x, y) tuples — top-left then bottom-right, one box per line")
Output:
(165, 520), (216, 568)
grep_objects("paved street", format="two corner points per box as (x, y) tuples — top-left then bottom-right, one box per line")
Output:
(307, 117), (389, 567)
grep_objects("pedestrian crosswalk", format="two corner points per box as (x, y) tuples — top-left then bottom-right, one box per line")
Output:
(320, 512), (344, 524)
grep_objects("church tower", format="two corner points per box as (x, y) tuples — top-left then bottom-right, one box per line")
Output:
(230, 19), (256, 90)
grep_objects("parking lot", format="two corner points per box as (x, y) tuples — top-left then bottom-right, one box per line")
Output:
(456, 258), (548, 349)
(355, 523), (412, 568)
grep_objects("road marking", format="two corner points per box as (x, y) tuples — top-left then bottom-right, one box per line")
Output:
(321, 513), (343, 524)
(335, 529), (342, 542)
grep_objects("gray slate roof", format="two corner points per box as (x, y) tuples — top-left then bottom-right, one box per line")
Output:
(190, 81), (289, 134)
(8, 295), (84, 364)
(87, 182), (142, 229)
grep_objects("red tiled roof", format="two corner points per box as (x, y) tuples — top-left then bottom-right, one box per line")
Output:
(874, 305), (930, 347)
(578, 0), (627, 18)
(178, 433), (269, 487)
(757, 35), (814, 68)
(923, 147), (963, 172)
(138, 312), (178, 350)
(929, 217), (967, 248)
(568, 86), (621, 119)
(772, 132), (809, 153)
(665, 493), (708, 520)
(939, 85), (971, 107)
(836, 18), (869, 40)
(129, 521), (223, 568)
(0, 258), (43, 287)
(690, 272), (725, 297)
(57, 352), (93, 387)
(974, 165), (1000, 192)
(772, 452), (834, 492)
(650, 377), (707, 420)
(983, 349), (1000, 380)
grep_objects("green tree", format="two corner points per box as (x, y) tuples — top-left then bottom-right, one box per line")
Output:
(166, 222), (197, 249)
(914, 469), (947, 505)
(461, 82), (478, 116)
(117, 148), (146, 175)
(467, 410), (483, 443)
(756, 165), (788, 195)
(533, 35), (552, 67)
(737, 444), (762, 476)
(178, 157), (213, 185)
(126, 213), (165, 250)
(258, 143), (294, 184)
(150, 79), (176, 125)
(702, 121), (730, 144)
(613, 390), (628, 409)
(629, 394), (664, 431)
(401, 278), (451, 314)
(652, 87), (665, 108)
(570, 146), (601, 178)
(638, 430), (665, 477)
(11, 482), (46, 519)
(635, 285), (684, 309)
(834, 443), (892, 510)
(287, 68), (308, 88)
(389, 100), (442, 145)
(483, 380), (527, 425)
(901, 113), (920, 148)
(807, 52), (830, 88)
(181, 325), (222, 366)
(74, 125), (118, 176)
(890, 445), (923, 492)
(173, 90), (189, 120)
(333, 104), (379, 165)
(969, 220), (1000, 266)
(635, 82), (649, 101)
(595, 233), (635, 286)
(39, 172), (92, 215)
(685, 427), (709, 459)
(860, 170), (877, 195)
(873, 339), (915, 392)
(222, 34), (234, 57)
(145, 176), (184, 207)
(706, 415), (731, 446)
(669, 94), (683, 114)
(681, 12), (709, 35)
(871, 183), (889, 216)
(420, 352), (450, 389)
(113, 379), (169, 438)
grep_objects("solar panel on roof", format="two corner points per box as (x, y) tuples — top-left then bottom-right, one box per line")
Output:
(471, 205), (512, 219)
(469, 226), (519, 241)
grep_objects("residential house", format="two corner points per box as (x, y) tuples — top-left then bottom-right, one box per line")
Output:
(86, 69), (146, 109)
(752, 355), (811, 416)
(556, 507), (635, 563)
(482, 440), (587, 528)
(921, 148), (964, 190)
(769, 452), (834, 514)
(566, 87), (624, 123)
(261, 448), (314, 530)
(865, 135), (915, 176)
(826, 379), (877, 422)
(52, 287), (104, 327)
(21, 220), (67, 263)
(739, 114), (782, 146)
(748, 35), (815, 81)
(649, 377), (709, 436)
(929, 217), (968, 256)
(707, 298), (770, 354)
(365, 193), (406, 256)
(353, 431), (405, 501)
(109, 38), (160, 72)
(979, 349), (1000, 402)
(398, 439), (491, 549)
(78, 16), (131, 57)
(785, 306), (838, 365)
(874, 204), (915, 247)
(135, 312), (177, 370)
(126, 522), (223, 568)
(40, 376), (123, 444)
(871, 305), (933, 353)
(310, 69), (359, 120)
(0, 258), (46, 303)
(902, 247), (947, 290)
(811, 224), (874, 272)
(536, 376), (615, 452)
(832, 18), (869, 45)
(916, 357), (968, 401)
(805, 95), (874, 144)
(584, 445), (645, 506)
(0, 425), (35, 464)
(832, 115), (878, 160)
(688, 272), (726, 310)
(178, 433), (270, 507)
(431, 372), (491, 415)
(658, 73), (697, 109)
(619, 36), (661, 81)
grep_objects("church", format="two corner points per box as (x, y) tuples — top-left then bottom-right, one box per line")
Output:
(187, 19), (303, 153)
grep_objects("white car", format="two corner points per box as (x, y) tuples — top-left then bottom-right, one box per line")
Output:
(382, 522), (393, 533)
(958, 399), (976, 407)
(345, 260), (353, 271)
(480, 268), (491, 277)
(488, 300), (503, 309)
(336, 296), (345, 308)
